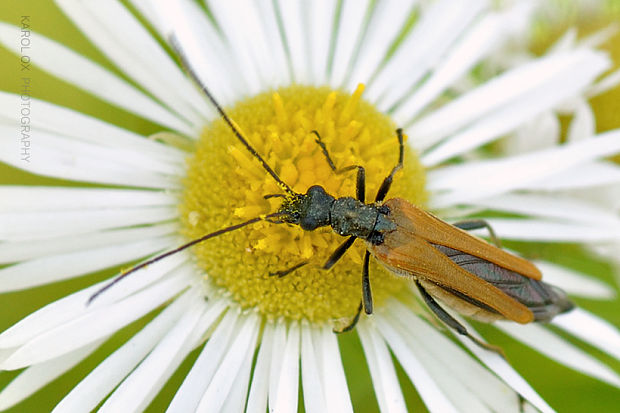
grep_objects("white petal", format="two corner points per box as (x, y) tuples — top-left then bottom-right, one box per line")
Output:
(410, 49), (610, 153)
(126, 0), (163, 34)
(329, 0), (371, 88)
(300, 324), (327, 413)
(496, 322), (620, 388)
(0, 124), (182, 176)
(207, 0), (284, 89)
(553, 308), (620, 361)
(0, 349), (15, 366)
(0, 223), (176, 264)
(393, 9), (511, 123)
(56, 0), (209, 129)
(580, 23), (619, 49)
(246, 322), (274, 413)
(577, 184), (620, 213)
(383, 299), (519, 412)
(368, 0), (487, 109)
(88, 255), (192, 308)
(524, 161), (620, 191)
(377, 315), (459, 413)
(136, 0), (236, 103)
(421, 51), (610, 166)
(0, 186), (176, 213)
(357, 322), (407, 413)
(344, 0), (415, 91)
(0, 92), (187, 163)
(480, 218), (620, 242)
(0, 255), (187, 349)
(271, 321), (300, 413)
(0, 236), (174, 292)
(0, 128), (180, 189)
(204, 1), (263, 95)
(268, 320), (287, 408)
(167, 306), (238, 413)
(0, 340), (102, 411)
(51, 290), (196, 413)
(0, 22), (194, 135)
(98, 297), (207, 412)
(317, 325), (353, 413)
(196, 313), (260, 412)
(590, 242), (620, 270)
(548, 28), (577, 54)
(276, 0), (310, 85)
(587, 66), (620, 97)
(253, 0), (292, 87)
(567, 99), (595, 142)
(153, 0), (245, 105)
(0, 270), (193, 369)
(467, 193), (620, 226)
(427, 129), (620, 208)
(446, 315), (555, 413)
(503, 112), (560, 154)
(534, 261), (616, 299)
(0, 206), (177, 241)
(220, 328), (257, 413)
(307, 0), (337, 85)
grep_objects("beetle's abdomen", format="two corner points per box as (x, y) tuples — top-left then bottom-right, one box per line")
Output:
(433, 244), (574, 322)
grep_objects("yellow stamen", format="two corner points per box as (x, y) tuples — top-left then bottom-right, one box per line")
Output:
(272, 92), (288, 129)
(339, 83), (365, 125)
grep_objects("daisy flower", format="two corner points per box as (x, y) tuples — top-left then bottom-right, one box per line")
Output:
(520, 0), (620, 287)
(1, 1), (620, 412)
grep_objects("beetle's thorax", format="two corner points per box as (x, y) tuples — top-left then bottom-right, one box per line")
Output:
(289, 185), (396, 244)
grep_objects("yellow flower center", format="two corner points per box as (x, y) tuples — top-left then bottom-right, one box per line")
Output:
(181, 85), (427, 324)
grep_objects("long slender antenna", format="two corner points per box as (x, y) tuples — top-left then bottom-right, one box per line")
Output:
(88, 212), (283, 304)
(169, 35), (295, 195)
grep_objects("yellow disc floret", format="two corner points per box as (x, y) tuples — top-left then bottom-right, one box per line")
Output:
(181, 85), (427, 323)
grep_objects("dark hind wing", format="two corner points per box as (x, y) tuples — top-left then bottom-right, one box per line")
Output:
(432, 244), (574, 322)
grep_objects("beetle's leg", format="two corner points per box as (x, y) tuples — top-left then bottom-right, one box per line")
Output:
(362, 251), (373, 314)
(352, 165), (365, 202)
(415, 281), (506, 358)
(269, 261), (308, 278)
(375, 128), (404, 203)
(334, 252), (372, 333)
(453, 219), (501, 247)
(333, 164), (365, 202)
(311, 130), (366, 202)
(334, 301), (363, 333)
(272, 235), (357, 279)
(311, 130), (339, 172)
(323, 236), (357, 270)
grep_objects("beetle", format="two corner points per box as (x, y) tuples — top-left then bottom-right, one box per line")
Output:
(90, 36), (574, 353)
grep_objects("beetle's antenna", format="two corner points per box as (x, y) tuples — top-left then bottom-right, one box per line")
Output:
(169, 35), (295, 195)
(88, 212), (284, 304)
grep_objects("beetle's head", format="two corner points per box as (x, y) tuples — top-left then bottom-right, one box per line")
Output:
(277, 185), (335, 231)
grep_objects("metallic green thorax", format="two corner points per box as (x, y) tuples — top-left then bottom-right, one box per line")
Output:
(277, 185), (396, 244)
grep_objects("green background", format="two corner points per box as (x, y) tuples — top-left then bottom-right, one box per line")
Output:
(1, 1), (619, 412)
